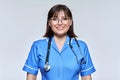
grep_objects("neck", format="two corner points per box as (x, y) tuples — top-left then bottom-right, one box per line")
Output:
(54, 35), (67, 52)
(54, 35), (67, 43)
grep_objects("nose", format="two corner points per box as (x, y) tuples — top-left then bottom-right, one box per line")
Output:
(58, 19), (62, 25)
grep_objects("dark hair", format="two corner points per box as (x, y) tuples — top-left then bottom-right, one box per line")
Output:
(43, 4), (77, 37)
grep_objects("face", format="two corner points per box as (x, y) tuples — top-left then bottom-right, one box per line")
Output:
(49, 10), (72, 37)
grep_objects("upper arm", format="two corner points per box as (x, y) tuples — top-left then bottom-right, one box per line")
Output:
(22, 42), (39, 75)
(81, 74), (92, 80)
(27, 73), (37, 80)
(79, 41), (96, 76)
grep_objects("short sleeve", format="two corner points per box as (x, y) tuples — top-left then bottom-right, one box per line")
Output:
(22, 42), (39, 75)
(80, 43), (96, 76)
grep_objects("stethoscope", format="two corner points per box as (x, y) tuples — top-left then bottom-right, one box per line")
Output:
(44, 37), (86, 72)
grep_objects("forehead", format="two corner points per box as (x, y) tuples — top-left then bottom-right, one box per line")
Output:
(52, 10), (69, 17)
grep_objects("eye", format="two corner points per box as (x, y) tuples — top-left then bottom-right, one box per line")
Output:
(51, 17), (58, 21)
(62, 17), (69, 20)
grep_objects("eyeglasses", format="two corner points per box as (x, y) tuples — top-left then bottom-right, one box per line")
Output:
(50, 17), (70, 24)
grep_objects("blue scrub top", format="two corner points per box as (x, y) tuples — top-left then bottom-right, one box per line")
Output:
(23, 36), (96, 80)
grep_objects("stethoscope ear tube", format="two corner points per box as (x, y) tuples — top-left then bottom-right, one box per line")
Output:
(80, 57), (86, 64)
(70, 37), (86, 65)
(44, 37), (86, 72)
(44, 37), (52, 72)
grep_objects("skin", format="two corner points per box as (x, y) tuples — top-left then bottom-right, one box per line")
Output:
(48, 10), (72, 52)
(49, 11), (72, 38)
(27, 73), (36, 80)
(26, 10), (92, 80)
(81, 75), (92, 80)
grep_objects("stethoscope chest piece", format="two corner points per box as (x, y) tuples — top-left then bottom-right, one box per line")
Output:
(44, 37), (86, 72)
(44, 62), (51, 71)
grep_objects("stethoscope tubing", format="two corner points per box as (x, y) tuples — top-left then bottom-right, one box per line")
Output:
(44, 37), (86, 72)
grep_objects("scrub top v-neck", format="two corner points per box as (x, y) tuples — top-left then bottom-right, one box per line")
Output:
(22, 36), (96, 80)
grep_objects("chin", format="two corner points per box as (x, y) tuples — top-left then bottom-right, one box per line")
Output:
(55, 33), (67, 37)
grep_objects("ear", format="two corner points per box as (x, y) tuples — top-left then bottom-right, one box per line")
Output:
(48, 20), (51, 27)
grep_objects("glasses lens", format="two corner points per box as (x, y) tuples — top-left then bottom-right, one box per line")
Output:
(50, 17), (70, 24)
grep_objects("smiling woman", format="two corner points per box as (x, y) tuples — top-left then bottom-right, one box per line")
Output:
(22, 4), (96, 80)
(49, 10), (72, 38)
(44, 4), (75, 38)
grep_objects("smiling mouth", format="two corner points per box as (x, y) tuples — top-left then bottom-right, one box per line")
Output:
(57, 28), (64, 30)
(56, 26), (65, 30)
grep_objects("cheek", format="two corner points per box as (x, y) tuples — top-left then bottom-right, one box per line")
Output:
(66, 25), (70, 29)
(65, 25), (70, 32)
(69, 20), (72, 26)
(49, 22), (55, 29)
(48, 22), (54, 30)
(67, 21), (72, 29)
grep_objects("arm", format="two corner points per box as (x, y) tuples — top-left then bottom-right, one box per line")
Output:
(27, 73), (37, 80)
(81, 75), (92, 80)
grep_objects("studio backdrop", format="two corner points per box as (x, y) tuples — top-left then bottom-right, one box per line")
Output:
(0, 0), (119, 80)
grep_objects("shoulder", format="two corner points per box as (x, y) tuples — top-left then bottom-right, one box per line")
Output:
(72, 38), (88, 48)
(32, 37), (48, 46)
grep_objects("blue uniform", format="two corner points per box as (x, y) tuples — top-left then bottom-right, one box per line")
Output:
(23, 36), (96, 80)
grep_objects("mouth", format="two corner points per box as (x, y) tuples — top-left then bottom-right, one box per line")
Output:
(56, 26), (65, 30)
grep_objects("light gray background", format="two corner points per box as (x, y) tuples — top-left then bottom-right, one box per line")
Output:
(0, 0), (120, 80)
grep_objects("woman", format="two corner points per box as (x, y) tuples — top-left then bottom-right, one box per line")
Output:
(23, 4), (96, 80)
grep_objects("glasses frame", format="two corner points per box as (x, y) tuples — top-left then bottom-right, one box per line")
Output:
(50, 17), (71, 24)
